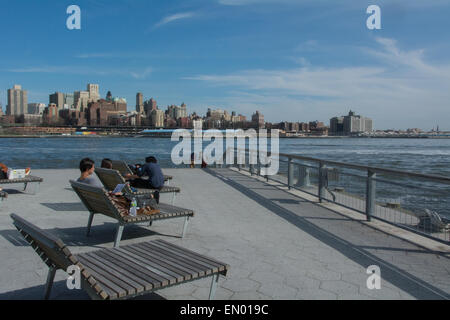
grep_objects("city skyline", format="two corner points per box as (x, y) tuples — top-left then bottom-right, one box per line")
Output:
(1, 1), (450, 130)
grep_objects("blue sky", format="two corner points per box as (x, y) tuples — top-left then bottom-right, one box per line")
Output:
(1, 0), (450, 130)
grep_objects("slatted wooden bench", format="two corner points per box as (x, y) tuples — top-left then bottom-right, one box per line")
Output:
(95, 168), (180, 205)
(70, 180), (193, 247)
(111, 160), (173, 185)
(11, 213), (228, 300)
(0, 175), (43, 194)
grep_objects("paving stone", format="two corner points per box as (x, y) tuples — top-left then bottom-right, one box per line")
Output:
(221, 278), (261, 292)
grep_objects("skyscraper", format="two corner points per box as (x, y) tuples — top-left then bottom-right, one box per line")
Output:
(150, 109), (164, 128)
(87, 84), (100, 102)
(136, 92), (144, 114)
(144, 98), (157, 116)
(49, 92), (64, 109)
(74, 91), (89, 111)
(251, 110), (265, 128)
(341, 110), (373, 134)
(7, 85), (28, 116)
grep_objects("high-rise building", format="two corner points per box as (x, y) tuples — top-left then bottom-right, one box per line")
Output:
(343, 110), (373, 134)
(329, 117), (344, 135)
(64, 93), (74, 108)
(144, 98), (157, 116)
(49, 92), (64, 109)
(87, 84), (100, 102)
(150, 109), (164, 128)
(74, 91), (90, 111)
(136, 92), (144, 114)
(27, 103), (46, 115)
(332, 110), (373, 134)
(7, 85), (28, 116)
(251, 110), (265, 128)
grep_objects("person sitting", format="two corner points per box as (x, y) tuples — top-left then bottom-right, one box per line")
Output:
(101, 158), (113, 169)
(126, 156), (165, 203)
(0, 163), (8, 180)
(77, 158), (103, 188)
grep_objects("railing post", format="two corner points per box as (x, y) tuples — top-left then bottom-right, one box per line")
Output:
(318, 162), (326, 202)
(288, 157), (294, 190)
(366, 169), (376, 222)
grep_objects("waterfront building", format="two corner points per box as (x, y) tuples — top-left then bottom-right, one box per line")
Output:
(74, 91), (89, 111)
(64, 93), (74, 109)
(329, 111), (373, 135)
(150, 109), (165, 128)
(343, 110), (373, 134)
(43, 103), (60, 125)
(330, 116), (345, 135)
(87, 99), (127, 126)
(136, 92), (144, 114)
(7, 84), (28, 116)
(144, 98), (157, 116)
(177, 116), (191, 128)
(251, 110), (265, 129)
(27, 103), (46, 115)
(49, 92), (64, 109)
(87, 84), (100, 102)
(20, 114), (43, 125)
(209, 109), (225, 121)
(167, 104), (188, 120)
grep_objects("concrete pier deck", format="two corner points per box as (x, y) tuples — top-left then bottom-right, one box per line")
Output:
(0, 168), (448, 300)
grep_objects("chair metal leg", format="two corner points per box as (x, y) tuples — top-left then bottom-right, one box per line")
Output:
(114, 224), (125, 248)
(172, 192), (176, 205)
(33, 182), (40, 195)
(86, 212), (94, 236)
(44, 266), (56, 300)
(182, 216), (190, 238)
(209, 274), (219, 300)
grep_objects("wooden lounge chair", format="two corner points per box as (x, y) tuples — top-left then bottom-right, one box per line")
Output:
(0, 175), (43, 194)
(70, 180), (193, 247)
(10, 213), (228, 300)
(95, 168), (180, 205)
(111, 160), (173, 185)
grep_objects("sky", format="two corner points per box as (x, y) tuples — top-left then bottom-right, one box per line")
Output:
(0, 0), (450, 130)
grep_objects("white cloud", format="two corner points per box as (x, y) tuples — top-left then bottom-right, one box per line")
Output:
(185, 38), (450, 129)
(154, 12), (195, 28)
(7, 66), (153, 79)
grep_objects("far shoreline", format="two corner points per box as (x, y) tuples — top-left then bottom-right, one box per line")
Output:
(0, 135), (449, 139)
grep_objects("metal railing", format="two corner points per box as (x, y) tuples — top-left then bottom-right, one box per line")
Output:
(221, 148), (450, 245)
